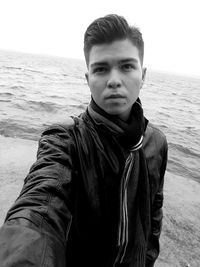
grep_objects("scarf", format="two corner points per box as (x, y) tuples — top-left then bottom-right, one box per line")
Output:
(87, 98), (151, 266)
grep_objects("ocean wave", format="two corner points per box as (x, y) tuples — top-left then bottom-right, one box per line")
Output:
(0, 120), (42, 141)
(13, 100), (59, 113)
(10, 85), (26, 90)
(2, 66), (44, 75)
(68, 103), (87, 110)
(0, 92), (14, 97)
(1, 66), (23, 71)
(169, 142), (200, 158)
(167, 158), (199, 182)
(1, 65), (85, 81)
(0, 99), (11, 103)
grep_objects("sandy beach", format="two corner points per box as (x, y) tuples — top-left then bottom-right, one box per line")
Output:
(0, 135), (200, 267)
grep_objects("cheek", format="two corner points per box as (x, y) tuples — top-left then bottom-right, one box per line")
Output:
(89, 77), (105, 93)
(128, 76), (142, 91)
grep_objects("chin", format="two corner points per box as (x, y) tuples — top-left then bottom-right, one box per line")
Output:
(105, 108), (126, 116)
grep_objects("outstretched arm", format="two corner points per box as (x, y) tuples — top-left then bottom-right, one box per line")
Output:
(0, 125), (75, 267)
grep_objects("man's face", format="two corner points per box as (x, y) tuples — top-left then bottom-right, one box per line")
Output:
(86, 39), (146, 121)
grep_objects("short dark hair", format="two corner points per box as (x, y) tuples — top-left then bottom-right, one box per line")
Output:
(84, 14), (144, 66)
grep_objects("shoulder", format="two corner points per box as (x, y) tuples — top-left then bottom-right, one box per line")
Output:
(37, 117), (77, 157)
(143, 123), (168, 158)
(144, 123), (167, 148)
(42, 116), (75, 137)
(143, 124), (168, 198)
(40, 114), (91, 142)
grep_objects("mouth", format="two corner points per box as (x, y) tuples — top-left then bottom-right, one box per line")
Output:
(105, 94), (125, 99)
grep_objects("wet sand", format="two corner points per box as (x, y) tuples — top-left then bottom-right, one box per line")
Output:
(0, 135), (200, 266)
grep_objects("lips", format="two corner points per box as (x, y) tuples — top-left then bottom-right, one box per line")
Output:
(105, 94), (125, 99)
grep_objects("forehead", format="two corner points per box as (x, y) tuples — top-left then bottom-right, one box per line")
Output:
(88, 39), (141, 67)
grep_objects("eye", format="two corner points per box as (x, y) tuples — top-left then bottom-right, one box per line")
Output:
(121, 63), (135, 71)
(93, 67), (107, 74)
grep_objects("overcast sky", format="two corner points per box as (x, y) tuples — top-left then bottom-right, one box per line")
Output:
(0, 0), (199, 77)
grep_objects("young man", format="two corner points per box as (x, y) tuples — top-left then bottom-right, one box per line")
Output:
(0, 14), (168, 266)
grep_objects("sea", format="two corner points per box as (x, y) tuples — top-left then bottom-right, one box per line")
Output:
(0, 50), (199, 183)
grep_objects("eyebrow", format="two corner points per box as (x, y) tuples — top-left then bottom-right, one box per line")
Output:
(90, 58), (139, 68)
(90, 62), (107, 68)
(119, 58), (139, 64)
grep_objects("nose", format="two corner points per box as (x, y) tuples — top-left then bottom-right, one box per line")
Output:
(107, 69), (121, 89)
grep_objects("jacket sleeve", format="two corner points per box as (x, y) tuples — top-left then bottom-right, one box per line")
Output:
(146, 136), (168, 267)
(0, 125), (76, 267)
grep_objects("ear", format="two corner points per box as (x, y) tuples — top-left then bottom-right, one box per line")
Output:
(85, 72), (89, 85)
(142, 67), (147, 81)
(141, 67), (147, 88)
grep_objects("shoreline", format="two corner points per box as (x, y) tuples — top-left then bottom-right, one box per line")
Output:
(0, 136), (200, 266)
(0, 135), (38, 224)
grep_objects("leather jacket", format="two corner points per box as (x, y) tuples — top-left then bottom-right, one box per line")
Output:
(0, 110), (168, 267)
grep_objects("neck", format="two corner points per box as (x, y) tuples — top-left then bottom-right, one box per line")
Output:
(88, 97), (148, 150)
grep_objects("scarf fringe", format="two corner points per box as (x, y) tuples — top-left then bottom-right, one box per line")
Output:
(132, 245), (147, 267)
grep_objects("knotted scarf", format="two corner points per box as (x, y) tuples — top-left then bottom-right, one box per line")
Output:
(87, 98), (151, 266)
